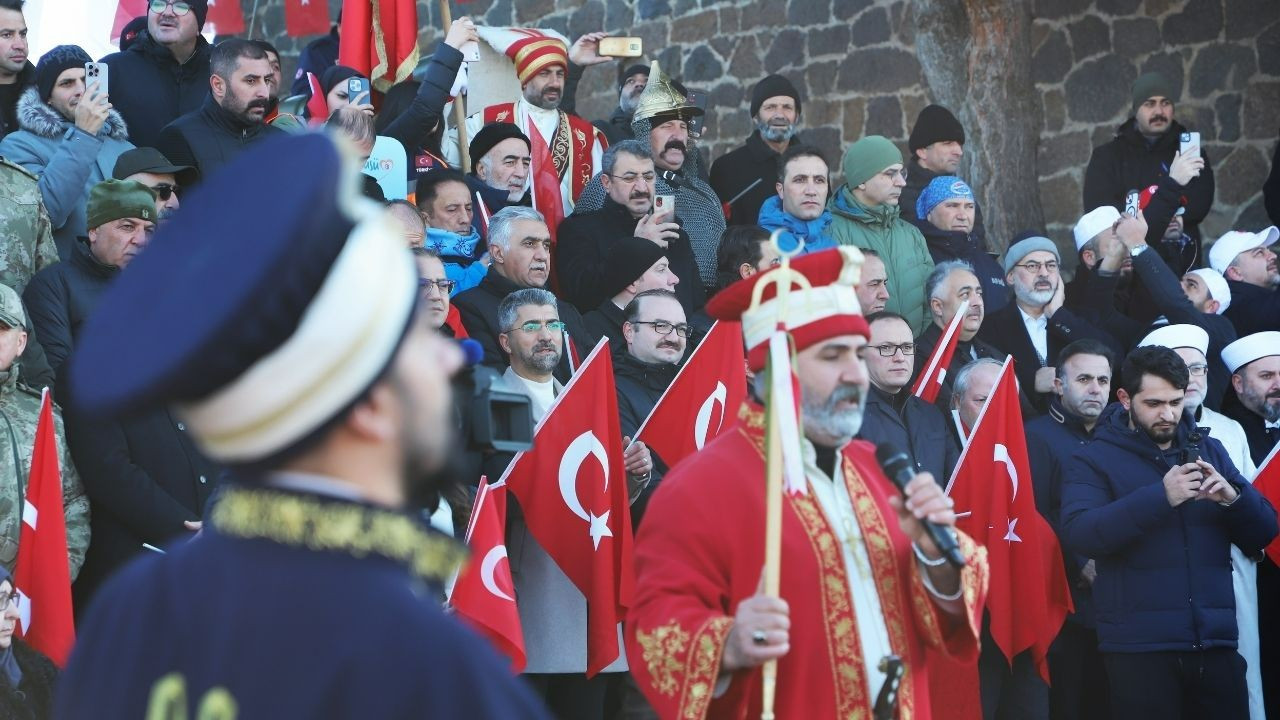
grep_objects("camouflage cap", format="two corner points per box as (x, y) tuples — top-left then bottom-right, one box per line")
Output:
(0, 283), (26, 329)
(86, 180), (156, 230)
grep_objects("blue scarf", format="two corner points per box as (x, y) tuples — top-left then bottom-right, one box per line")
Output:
(757, 196), (836, 255)
(425, 226), (483, 262)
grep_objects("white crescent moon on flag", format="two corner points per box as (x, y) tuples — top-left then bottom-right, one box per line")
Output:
(479, 546), (514, 602)
(993, 443), (1019, 501)
(693, 381), (728, 450)
(558, 431), (611, 523)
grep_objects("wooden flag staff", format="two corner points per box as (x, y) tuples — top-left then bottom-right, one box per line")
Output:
(438, 0), (471, 174)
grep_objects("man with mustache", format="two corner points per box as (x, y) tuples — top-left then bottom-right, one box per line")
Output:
(1211, 227), (1280, 336)
(1083, 72), (1214, 263)
(978, 236), (1119, 415)
(448, 28), (606, 221)
(1062, 345), (1276, 720)
(583, 236), (681, 355)
(156, 39), (283, 185)
(710, 74), (804, 226)
(908, 176), (1009, 313)
(626, 247), (987, 719)
(910, 260), (1003, 411)
(453, 206), (595, 384)
(557, 140), (703, 314)
(468, 122), (531, 233)
(0, 0), (32, 140)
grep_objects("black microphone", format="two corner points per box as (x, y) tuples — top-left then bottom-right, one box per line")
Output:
(874, 443), (966, 569)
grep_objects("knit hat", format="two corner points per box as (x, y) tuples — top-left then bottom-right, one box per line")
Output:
(119, 16), (148, 52)
(86, 180), (157, 230)
(602, 237), (667, 299)
(1131, 72), (1176, 112)
(750, 74), (802, 118)
(183, 0), (209, 28)
(619, 63), (649, 91)
(1003, 236), (1059, 274)
(908, 105), (965, 153)
(36, 45), (92, 102)
(469, 122), (530, 171)
(915, 176), (973, 222)
(842, 136), (903, 189)
(321, 65), (363, 96)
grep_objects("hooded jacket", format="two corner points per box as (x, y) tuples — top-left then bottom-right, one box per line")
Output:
(0, 87), (133, 259)
(1061, 403), (1277, 653)
(98, 30), (213, 147)
(829, 187), (934, 335)
(156, 95), (285, 184)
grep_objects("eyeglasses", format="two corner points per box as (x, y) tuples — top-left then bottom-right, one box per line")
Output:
(608, 172), (656, 184)
(418, 278), (456, 294)
(1014, 260), (1059, 274)
(880, 168), (908, 181)
(0, 592), (20, 610)
(1186, 363), (1208, 377)
(149, 183), (177, 201)
(632, 320), (691, 338)
(506, 320), (566, 334)
(871, 342), (915, 357)
(149, 0), (191, 15)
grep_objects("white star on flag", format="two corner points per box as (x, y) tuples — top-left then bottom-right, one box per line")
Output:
(588, 511), (613, 550)
(1004, 517), (1022, 543)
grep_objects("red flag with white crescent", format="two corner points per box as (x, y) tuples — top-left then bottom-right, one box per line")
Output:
(1253, 442), (1280, 564)
(449, 479), (526, 672)
(205, 0), (246, 34)
(285, 0), (330, 37)
(500, 339), (634, 676)
(944, 357), (1072, 682)
(911, 300), (968, 404)
(634, 321), (746, 469)
(13, 390), (74, 666)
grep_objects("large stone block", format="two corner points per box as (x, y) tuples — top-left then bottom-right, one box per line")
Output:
(806, 98), (843, 128)
(806, 127), (844, 161)
(1243, 81), (1280, 140)
(485, 0), (514, 25)
(1162, 0), (1223, 45)
(1096, 0), (1143, 15)
(842, 97), (867, 140)
(684, 45), (724, 83)
(865, 95), (904, 139)
(788, 0), (833, 26)
(657, 45), (684, 80)
(719, 5), (740, 33)
(1042, 88), (1067, 133)
(850, 7), (891, 47)
(1234, 194), (1271, 232)
(1064, 55), (1136, 123)
(1038, 130), (1093, 177)
(604, 0), (632, 32)
(810, 25), (852, 58)
(1031, 0), (1092, 20)
(1216, 146), (1270, 206)
(1260, 22), (1280, 75)
(1177, 105), (1217, 140)
(1215, 93), (1242, 142)
(740, 0), (786, 28)
(1068, 15), (1111, 62)
(671, 9), (717, 43)
(729, 36), (763, 79)
(568, 1), (606, 39)
(1038, 173), (1083, 230)
(637, 0), (672, 21)
(515, 0), (557, 24)
(805, 60), (840, 97)
(1188, 44), (1258, 98)
(1033, 30), (1072, 86)
(764, 28), (806, 73)
(708, 81), (745, 112)
(836, 47), (922, 93)
(835, 0), (873, 21)
(1112, 18), (1160, 60)
(1225, 0), (1280, 40)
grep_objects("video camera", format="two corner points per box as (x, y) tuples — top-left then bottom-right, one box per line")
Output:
(452, 340), (535, 453)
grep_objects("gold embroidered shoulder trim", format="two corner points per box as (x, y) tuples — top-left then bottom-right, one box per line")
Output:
(210, 487), (466, 584)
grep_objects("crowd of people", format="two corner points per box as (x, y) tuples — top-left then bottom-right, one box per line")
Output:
(0, 0), (1276, 717)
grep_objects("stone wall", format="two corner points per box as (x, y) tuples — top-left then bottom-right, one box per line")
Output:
(253, 0), (1278, 248)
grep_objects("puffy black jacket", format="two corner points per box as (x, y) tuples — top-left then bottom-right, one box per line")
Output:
(99, 31), (212, 148)
(857, 385), (959, 482)
(709, 131), (793, 227)
(156, 95), (285, 184)
(0, 61), (34, 139)
(1061, 403), (1278, 653)
(22, 238), (114, 379)
(614, 352), (679, 527)
(908, 214), (1009, 314)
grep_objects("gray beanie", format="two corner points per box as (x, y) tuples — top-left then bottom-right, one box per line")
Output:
(1131, 72), (1176, 112)
(1003, 236), (1059, 274)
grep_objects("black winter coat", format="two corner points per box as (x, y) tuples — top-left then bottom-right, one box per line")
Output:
(1083, 118), (1215, 246)
(898, 157), (987, 247)
(614, 352), (679, 527)
(0, 62), (34, 139)
(555, 196), (705, 313)
(452, 267), (596, 384)
(584, 301), (626, 356)
(99, 31), (212, 148)
(0, 640), (57, 720)
(908, 215), (1009, 313)
(22, 238), (114, 380)
(156, 95), (285, 184)
(1223, 280), (1280, 338)
(857, 385), (960, 483)
(1061, 404), (1278, 653)
(1221, 393), (1280, 468)
(709, 131), (794, 226)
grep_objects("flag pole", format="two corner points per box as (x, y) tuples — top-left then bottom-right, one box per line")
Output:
(438, 0), (471, 174)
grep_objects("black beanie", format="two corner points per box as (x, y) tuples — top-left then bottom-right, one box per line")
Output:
(187, 0), (209, 29)
(619, 64), (649, 91)
(750, 74), (801, 118)
(469, 122), (530, 171)
(320, 65), (363, 96)
(603, 237), (667, 299)
(908, 104), (965, 153)
(36, 45), (93, 102)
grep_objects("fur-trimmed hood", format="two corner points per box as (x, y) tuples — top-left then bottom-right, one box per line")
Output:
(15, 86), (129, 141)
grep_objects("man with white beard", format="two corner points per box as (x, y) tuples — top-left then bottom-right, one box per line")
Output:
(1137, 323), (1263, 720)
(710, 74), (803, 226)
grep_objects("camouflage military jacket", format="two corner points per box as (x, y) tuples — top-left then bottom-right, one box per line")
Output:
(0, 367), (90, 579)
(0, 157), (59, 294)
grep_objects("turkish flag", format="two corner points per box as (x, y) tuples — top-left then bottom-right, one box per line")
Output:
(450, 480), (526, 671)
(1254, 443), (1280, 564)
(635, 321), (746, 469)
(945, 357), (1072, 682)
(340, 0), (420, 91)
(111, 0), (148, 42)
(500, 340), (635, 676)
(205, 0), (246, 35)
(285, 0), (330, 37)
(13, 391), (74, 666)
(911, 300), (968, 404)
(303, 71), (328, 125)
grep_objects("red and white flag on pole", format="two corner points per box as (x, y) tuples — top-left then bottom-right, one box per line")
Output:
(945, 357), (1072, 682)
(13, 390), (74, 666)
(500, 339), (634, 676)
(910, 299), (968, 404)
(285, 0), (330, 37)
(111, 0), (148, 42)
(633, 321), (746, 469)
(340, 0), (420, 91)
(1253, 442), (1280, 565)
(206, 0), (246, 35)
(449, 479), (526, 672)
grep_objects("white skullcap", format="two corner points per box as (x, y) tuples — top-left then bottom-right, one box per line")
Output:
(1073, 206), (1122, 251)
(1221, 331), (1280, 373)
(1186, 268), (1231, 314)
(1138, 323), (1209, 356)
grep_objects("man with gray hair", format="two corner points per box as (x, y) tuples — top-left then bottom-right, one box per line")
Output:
(454, 205), (595, 382)
(910, 259), (1002, 409)
(950, 357), (1003, 441)
(556, 138), (702, 313)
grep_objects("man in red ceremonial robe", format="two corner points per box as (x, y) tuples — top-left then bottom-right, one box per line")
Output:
(446, 27), (606, 222)
(626, 247), (989, 719)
